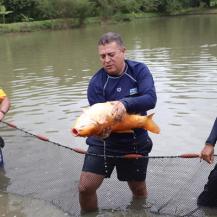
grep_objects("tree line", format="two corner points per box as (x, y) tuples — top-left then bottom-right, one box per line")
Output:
(0, 0), (216, 24)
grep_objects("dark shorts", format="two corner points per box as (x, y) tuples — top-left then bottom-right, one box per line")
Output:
(197, 164), (217, 207)
(82, 146), (149, 181)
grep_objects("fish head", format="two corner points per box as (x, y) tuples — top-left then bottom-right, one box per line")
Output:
(71, 111), (98, 137)
(71, 102), (114, 137)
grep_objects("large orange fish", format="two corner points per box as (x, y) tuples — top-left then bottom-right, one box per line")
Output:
(71, 102), (160, 137)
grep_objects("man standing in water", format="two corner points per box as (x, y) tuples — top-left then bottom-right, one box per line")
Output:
(79, 32), (157, 212)
(0, 88), (10, 164)
(197, 117), (217, 207)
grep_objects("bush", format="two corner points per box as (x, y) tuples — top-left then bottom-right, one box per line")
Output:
(3, 0), (38, 22)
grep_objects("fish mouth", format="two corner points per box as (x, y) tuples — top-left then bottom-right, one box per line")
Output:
(72, 128), (79, 136)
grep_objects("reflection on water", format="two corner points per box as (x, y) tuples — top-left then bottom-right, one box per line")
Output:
(0, 190), (67, 217)
(0, 14), (217, 216)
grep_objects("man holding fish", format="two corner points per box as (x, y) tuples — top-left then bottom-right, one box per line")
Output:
(78, 32), (158, 212)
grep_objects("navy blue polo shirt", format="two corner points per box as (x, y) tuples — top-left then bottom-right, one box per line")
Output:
(86, 59), (157, 154)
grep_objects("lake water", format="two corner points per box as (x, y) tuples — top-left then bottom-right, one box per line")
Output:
(0, 14), (217, 216)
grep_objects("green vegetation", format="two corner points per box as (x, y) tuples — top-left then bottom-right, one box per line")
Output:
(0, 4), (12, 23)
(0, 0), (217, 33)
(0, 18), (82, 33)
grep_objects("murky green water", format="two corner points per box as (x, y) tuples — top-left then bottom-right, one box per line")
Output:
(0, 15), (217, 216)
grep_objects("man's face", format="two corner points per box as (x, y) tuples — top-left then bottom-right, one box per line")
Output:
(98, 41), (125, 76)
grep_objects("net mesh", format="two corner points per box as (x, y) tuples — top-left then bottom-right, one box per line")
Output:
(0, 122), (217, 217)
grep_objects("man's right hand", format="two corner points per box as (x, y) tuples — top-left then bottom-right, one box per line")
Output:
(200, 144), (214, 164)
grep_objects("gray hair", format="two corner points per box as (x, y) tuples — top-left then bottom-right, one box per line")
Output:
(98, 32), (124, 47)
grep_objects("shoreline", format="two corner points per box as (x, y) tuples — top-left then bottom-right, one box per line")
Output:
(0, 8), (217, 34)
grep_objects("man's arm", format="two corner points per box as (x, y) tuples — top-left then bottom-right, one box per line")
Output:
(120, 65), (157, 114)
(0, 96), (10, 121)
(200, 118), (217, 164)
(206, 118), (217, 147)
(87, 79), (106, 106)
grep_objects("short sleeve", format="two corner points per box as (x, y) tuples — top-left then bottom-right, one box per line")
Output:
(0, 88), (6, 101)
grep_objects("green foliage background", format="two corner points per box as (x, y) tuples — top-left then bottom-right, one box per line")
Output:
(0, 0), (216, 24)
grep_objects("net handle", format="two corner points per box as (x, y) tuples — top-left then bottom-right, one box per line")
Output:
(179, 153), (200, 158)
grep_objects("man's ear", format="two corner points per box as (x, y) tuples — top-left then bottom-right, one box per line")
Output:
(122, 47), (126, 53)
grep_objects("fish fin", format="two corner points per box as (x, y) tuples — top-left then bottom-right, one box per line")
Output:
(146, 113), (160, 134)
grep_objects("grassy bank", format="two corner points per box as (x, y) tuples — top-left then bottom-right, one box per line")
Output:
(0, 13), (159, 34)
(0, 18), (82, 33)
(0, 8), (217, 34)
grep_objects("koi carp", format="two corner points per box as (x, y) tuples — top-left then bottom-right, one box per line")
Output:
(71, 102), (160, 137)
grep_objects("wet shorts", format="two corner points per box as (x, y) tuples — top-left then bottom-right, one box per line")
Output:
(82, 146), (149, 181)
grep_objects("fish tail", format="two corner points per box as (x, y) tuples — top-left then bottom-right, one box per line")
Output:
(145, 113), (160, 134)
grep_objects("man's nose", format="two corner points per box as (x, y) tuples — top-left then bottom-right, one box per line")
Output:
(104, 55), (111, 62)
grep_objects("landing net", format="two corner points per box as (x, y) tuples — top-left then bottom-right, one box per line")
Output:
(0, 122), (216, 217)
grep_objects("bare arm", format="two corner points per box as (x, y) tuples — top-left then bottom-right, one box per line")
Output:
(0, 97), (10, 121)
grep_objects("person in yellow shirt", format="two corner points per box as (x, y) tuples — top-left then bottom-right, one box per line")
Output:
(0, 88), (10, 150)
(0, 88), (10, 122)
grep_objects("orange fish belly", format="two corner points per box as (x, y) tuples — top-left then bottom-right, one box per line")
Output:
(112, 113), (160, 134)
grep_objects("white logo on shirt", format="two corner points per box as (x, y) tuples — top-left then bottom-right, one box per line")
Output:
(130, 88), (138, 95)
(117, 87), (121, 92)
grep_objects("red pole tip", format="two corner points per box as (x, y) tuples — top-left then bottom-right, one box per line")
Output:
(8, 123), (17, 128)
(123, 154), (144, 159)
(72, 147), (87, 154)
(180, 153), (199, 158)
(36, 135), (49, 141)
